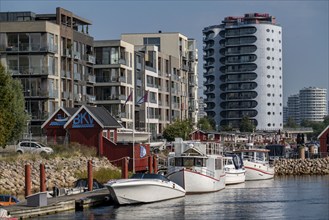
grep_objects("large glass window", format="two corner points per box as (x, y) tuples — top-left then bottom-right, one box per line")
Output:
(143, 37), (160, 51)
(30, 33), (41, 51)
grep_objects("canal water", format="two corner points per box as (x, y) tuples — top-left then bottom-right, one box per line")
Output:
(37, 175), (329, 219)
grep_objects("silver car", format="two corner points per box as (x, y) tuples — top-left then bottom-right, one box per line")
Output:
(16, 141), (54, 155)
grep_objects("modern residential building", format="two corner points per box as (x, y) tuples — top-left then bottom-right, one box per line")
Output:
(197, 96), (207, 120)
(203, 13), (283, 131)
(299, 87), (327, 122)
(94, 40), (134, 129)
(283, 106), (288, 124)
(121, 32), (199, 139)
(0, 8), (96, 136)
(287, 94), (300, 125)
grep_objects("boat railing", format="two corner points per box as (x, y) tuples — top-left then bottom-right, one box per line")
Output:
(243, 155), (268, 165)
(167, 166), (215, 178)
(193, 167), (215, 178)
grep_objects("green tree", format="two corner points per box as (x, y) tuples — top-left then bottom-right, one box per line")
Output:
(239, 116), (255, 132)
(285, 117), (298, 128)
(163, 119), (193, 142)
(197, 117), (214, 131)
(0, 64), (28, 147)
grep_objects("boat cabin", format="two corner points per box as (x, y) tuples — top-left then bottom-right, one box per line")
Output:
(236, 149), (270, 164)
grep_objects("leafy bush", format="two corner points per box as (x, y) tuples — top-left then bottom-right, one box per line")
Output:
(74, 167), (121, 184)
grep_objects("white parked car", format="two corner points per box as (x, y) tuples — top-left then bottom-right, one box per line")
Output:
(16, 141), (54, 155)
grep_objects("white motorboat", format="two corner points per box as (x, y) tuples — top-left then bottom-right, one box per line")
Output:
(166, 138), (226, 193)
(236, 149), (275, 181)
(224, 154), (246, 185)
(105, 173), (185, 205)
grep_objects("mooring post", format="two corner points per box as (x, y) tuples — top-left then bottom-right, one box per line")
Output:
(121, 157), (129, 179)
(148, 155), (153, 173)
(153, 155), (158, 174)
(25, 164), (31, 198)
(40, 163), (46, 192)
(88, 160), (93, 192)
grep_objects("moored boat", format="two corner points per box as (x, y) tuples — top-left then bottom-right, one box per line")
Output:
(235, 149), (275, 180)
(224, 154), (246, 185)
(166, 138), (226, 193)
(105, 173), (185, 205)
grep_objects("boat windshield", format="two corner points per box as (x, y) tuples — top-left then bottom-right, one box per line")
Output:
(131, 173), (170, 182)
(171, 157), (206, 167)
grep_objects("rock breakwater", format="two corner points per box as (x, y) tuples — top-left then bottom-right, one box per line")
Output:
(274, 157), (329, 175)
(0, 156), (117, 198)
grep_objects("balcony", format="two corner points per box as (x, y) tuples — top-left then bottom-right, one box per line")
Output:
(74, 72), (81, 81)
(86, 94), (96, 102)
(88, 75), (96, 83)
(62, 91), (70, 99)
(87, 55), (96, 64)
(73, 51), (81, 60)
(48, 90), (59, 99)
(74, 94), (82, 102)
(3, 43), (58, 54)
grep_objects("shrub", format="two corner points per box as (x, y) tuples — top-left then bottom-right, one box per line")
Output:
(74, 167), (121, 184)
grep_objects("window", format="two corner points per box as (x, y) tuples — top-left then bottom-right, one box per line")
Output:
(267, 93), (271, 97)
(268, 123), (271, 127)
(267, 112), (271, 115)
(267, 56), (270, 60)
(267, 84), (271, 88)
(266, 29), (270, 32)
(267, 66), (270, 69)
(143, 37), (161, 51)
(266, 38), (270, 41)
(267, 75), (271, 78)
(267, 103), (271, 106)
(215, 158), (222, 170)
(267, 47), (270, 51)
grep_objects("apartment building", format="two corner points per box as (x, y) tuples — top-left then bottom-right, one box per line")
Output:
(299, 87), (327, 122)
(203, 13), (283, 131)
(121, 32), (199, 139)
(93, 40), (134, 129)
(287, 94), (300, 125)
(0, 8), (95, 136)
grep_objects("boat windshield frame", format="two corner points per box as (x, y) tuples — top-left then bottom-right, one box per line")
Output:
(131, 173), (170, 182)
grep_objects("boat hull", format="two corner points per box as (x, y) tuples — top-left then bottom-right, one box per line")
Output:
(244, 161), (274, 180)
(167, 168), (225, 193)
(225, 170), (246, 185)
(105, 179), (185, 205)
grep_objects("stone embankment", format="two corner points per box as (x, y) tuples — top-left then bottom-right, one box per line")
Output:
(0, 156), (117, 198)
(274, 157), (329, 175)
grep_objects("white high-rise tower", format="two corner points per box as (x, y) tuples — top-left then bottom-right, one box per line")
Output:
(203, 13), (283, 130)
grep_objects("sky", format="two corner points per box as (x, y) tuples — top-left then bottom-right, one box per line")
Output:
(0, 0), (328, 105)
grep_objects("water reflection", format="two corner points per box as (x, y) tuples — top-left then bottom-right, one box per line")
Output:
(36, 176), (329, 220)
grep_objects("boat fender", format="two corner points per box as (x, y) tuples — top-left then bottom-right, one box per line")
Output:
(173, 183), (175, 189)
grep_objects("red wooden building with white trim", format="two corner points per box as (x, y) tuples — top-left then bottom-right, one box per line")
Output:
(42, 105), (150, 172)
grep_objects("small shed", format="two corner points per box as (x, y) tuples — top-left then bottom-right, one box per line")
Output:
(317, 125), (329, 157)
(190, 129), (221, 142)
(42, 105), (151, 172)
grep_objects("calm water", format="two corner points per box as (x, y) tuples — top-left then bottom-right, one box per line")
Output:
(37, 175), (329, 220)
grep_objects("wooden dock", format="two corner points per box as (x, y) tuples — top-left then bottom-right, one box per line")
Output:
(4, 188), (112, 219)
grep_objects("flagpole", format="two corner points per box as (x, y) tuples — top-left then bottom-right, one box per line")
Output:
(132, 88), (135, 174)
(148, 92), (150, 144)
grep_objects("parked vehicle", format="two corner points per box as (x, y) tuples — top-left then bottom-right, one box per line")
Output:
(0, 195), (19, 206)
(16, 140), (53, 155)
